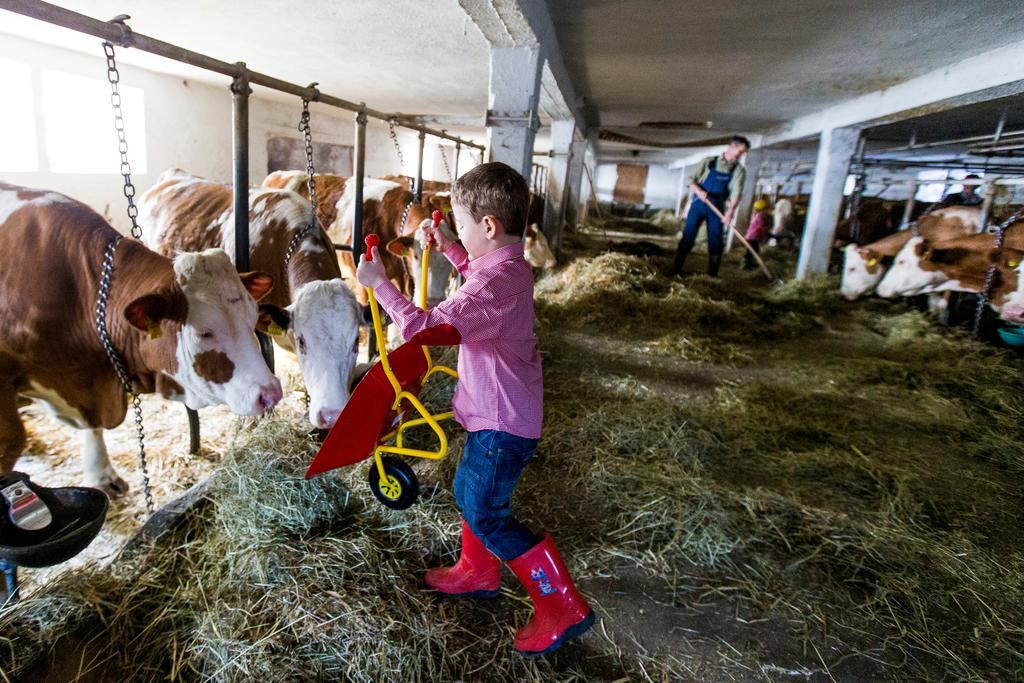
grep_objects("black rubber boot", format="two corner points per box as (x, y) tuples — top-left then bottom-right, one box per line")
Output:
(670, 246), (691, 277)
(707, 254), (722, 277)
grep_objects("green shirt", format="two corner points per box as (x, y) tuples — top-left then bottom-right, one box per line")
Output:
(688, 155), (746, 203)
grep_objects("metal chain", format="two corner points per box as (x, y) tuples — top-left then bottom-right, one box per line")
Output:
(102, 42), (141, 241)
(284, 89), (324, 270)
(95, 237), (154, 514)
(388, 118), (405, 170)
(972, 208), (1024, 338)
(438, 143), (453, 183)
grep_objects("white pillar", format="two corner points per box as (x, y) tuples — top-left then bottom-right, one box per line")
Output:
(796, 127), (861, 279)
(543, 120), (575, 240)
(733, 149), (764, 235)
(486, 46), (543, 179)
(564, 132), (587, 233)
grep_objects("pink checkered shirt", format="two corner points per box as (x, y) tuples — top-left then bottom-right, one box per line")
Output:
(373, 241), (543, 439)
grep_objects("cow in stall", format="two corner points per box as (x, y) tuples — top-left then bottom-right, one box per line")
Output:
(841, 206), (981, 300)
(140, 169), (360, 430)
(876, 220), (1024, 303)
(0, 183), (282, 493)
(834, 198), (898, 247)
(262, 172), (443, 303)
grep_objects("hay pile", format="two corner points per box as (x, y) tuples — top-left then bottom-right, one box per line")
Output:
(4, 226), (1024, 680)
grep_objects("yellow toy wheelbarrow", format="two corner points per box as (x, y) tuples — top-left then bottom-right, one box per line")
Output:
(305, 212), (457, 509)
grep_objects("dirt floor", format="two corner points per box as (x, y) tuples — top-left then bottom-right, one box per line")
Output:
(3, 222), (1024, 682)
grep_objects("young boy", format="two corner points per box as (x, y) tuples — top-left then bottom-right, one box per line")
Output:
(355, 162), (594, 656)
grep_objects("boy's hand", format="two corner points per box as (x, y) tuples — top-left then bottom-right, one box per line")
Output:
(356, 246), (388, 289)
(418, 218), (453, 252)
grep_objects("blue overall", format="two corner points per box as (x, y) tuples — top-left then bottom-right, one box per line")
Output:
(677, 163), (734, 261)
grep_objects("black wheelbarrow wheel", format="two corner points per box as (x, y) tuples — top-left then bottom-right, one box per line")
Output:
(368, 456), (419, 510)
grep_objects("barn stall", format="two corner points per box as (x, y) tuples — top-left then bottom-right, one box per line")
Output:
(2, 1), (1024, 681)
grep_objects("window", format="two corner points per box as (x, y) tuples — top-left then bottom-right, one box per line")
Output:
(916, 169), (952, 203)
(41, 69), (146, 174)
(0, 58), (38, 172)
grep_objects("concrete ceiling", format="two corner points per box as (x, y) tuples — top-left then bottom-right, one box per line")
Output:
(0, 0), (492, 117)
(3, 0), (1023, 166)
(548, 0), (1024, 154)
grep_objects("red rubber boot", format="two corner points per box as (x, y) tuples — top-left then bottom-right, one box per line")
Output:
(507, 534), (595, 656)
(424, 519), (501, 598)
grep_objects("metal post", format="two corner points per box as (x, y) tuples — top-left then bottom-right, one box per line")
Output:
(353, 110), (373, 361)
(415, 130), (426, 202)
(453, 141), (461, 181)
(901, 183), (918, 228)
(231, 64), (250, 272)
(353, 110), (367, 252)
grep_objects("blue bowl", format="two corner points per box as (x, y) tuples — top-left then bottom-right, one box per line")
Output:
(997, 327), (1024, 348)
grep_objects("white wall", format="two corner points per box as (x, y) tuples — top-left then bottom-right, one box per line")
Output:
(643, 164), (680, 209)
(0, 32), (469, 234)
(592, 162), (680, 210)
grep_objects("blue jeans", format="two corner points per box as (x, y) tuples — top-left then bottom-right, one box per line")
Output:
(454, 429), (539, 560)
(679, 198), (725, 257)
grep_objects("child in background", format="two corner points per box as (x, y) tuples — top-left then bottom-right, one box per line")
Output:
(742, 199), (770, 270)
(356, 162), (594, 656)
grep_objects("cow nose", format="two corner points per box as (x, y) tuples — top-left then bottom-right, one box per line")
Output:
(257, 379), (283, 414)
(315, 408), (342, 429)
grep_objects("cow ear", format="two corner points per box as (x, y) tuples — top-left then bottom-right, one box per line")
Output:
(124, 292), (178, 335)
(387, 235), (414, 257)
(239, 271), (274, 302)
(257, 304), (291, 336)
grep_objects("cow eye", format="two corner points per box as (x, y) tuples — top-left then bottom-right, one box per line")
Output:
(199, 330), (214, 340)
(298, 335), (307, 353)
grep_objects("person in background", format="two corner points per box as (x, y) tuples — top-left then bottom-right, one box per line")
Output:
(741, 199), (770, 270)
(669, 135), (750, 277)
(941, 174), (984, 206)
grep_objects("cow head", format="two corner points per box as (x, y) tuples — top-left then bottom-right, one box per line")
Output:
(996, 250), (1024, 323)
(257, 278), (361, 429)
(875, 237), (947, 298)
(524, 223), (556, 269)
(127, 248), (282, 415)
(387, 218), (457, 308)
(840, 243), (886, 300)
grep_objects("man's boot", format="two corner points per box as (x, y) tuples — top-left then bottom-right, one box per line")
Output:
(708, 253), (722, 277)
(424, 519), (501, 597)
(670, 246), (691, 276)
(507, 534), (595, 656)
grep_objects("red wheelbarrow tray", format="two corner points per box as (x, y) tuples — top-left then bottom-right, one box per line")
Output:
(305, 339), (430, 479)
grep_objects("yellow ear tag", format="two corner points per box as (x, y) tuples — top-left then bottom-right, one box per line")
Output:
(442, 203), (452, 214)
(267, 322), (285, 337)
(1009, 260), (1020, 268)
(867, 258), (878, 267)
(147, 322), (162, 340)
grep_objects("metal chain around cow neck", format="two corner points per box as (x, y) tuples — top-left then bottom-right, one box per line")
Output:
(387, 118), (405, 170)
(284, 88), (327, 272)
(438, 143), (453, 183)
(102, 39), (142, 241)
(101, 37), (154, 514)
(95, 237), (155, 514)
(973, 207), (1024, 338)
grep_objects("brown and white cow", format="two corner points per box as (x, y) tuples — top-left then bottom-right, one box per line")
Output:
(875, 223), (1024, 307)
(262, 172), (441, 303)
(873, 208), (990, 299)
(0, 183), (282, 493)
(140, 169), (361, 430)
(843, 206), (981, 300)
